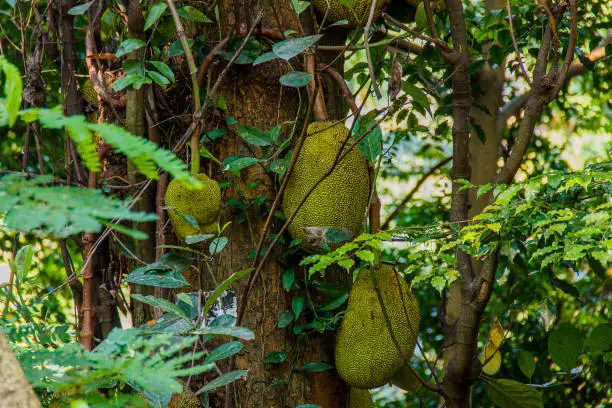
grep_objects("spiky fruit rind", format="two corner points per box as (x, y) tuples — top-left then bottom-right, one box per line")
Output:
(165, 173), (221, 242)
(335, 265), (420, 389)
(349, 387), (375, 408)
(168, 390), (201, 408)
(311, 0), (390, 26)
(81, 79), (98, 105)
(282, 121), (369, 248)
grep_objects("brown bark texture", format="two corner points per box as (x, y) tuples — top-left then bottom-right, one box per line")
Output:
(0, 330), (42, 408)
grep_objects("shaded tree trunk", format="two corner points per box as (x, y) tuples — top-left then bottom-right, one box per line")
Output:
(0, 331), (42, 408)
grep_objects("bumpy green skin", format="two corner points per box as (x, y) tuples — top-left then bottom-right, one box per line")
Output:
(349, 387), (375, 408)
(311, 0), (390, 26)
(282, 121), (369, 248)
(335, 266), (420, 389)
(167, 390), (201, 408)
(81, 79), (98, 105)
(165, 173), (221, 242)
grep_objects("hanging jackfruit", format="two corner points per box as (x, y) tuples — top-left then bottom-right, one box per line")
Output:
(335, 265), (420, 389)
(282, 121), (369, 249)
(81, 79), (99, 105)
(311, 0), (390, 26)
(165, 173), (221, 242)
(349, 387), (375, 408)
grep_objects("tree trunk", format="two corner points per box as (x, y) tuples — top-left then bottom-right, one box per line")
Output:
(0, 331), (42, 408)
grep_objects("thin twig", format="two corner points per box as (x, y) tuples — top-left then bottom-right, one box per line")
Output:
(506, 0), (532, 85)
(364, 0), (382, 99)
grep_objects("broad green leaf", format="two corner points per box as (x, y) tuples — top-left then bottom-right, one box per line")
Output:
(483, 379), (543, 408)
(209, 237), (229, 255)
(0, 57), (23, 126)
(353, 114), (382, 162)
(148, 61), (175, 82)
(252, 51), (277, 66)
(355, 250), (374, 264)
(430, 276), (445, 294)
(193, 326), (254, 340)
(279, 71), (312, 88)
(126, 252), (191, 288)
(548, 324), (584, 371)
(144, 3), (167, 31)
(277, 310), (293, 328)
(292, 296), (304, 319)
(291, 0), (310, 14)
(196, 370), (248, 394)
(221, 156), (261, 173)
(415, 2), (427, 30)
(68, 1), (94, 15)
(264, 351), (288, 364)
(116, 39), (147, 58)
(147, 70), (170, 86)
(584, 324), (612, 353)
(13, 244), (33, 282)
(178, 6), (212, 23)
(204, 341), (244, 364)
(282, 269), (295, 291)
(517, 350), (536, 379)
(272, 35), (323, 60)
(237, 125), (272, 146)
(202, 267), (253, 316)
(185, 234), (215, 245)
(130, 294), (190, 321)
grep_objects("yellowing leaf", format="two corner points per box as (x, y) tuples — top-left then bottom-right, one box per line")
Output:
(481, 343), (501, 375)
(489, 322), (505, 347)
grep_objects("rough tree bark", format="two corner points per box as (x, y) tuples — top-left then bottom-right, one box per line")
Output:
(0, 331), (42, 408)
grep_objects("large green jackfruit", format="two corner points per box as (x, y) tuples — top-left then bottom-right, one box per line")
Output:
(282, 121), (369, 249)
(335, 266), (420, 389)
(81, 79), (99, 105)
(165, 173), (221, 242)
(349, 387), (375, 408)
(311, 0), (390, 26)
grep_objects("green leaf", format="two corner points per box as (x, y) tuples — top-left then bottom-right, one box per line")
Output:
(353, 114), (382, 162)
(177, 6), (212, 23)
(202, 267), (253, 317)
(277, 311), (293, 328)
(237, 125), (272, 146)
(252, 51), (277, 66)
(131, 294), (190, 321)
(291, 0), (310, 14)
(483, 379), (543, 408)
(415, 2), (427, 30)
(12, 244), (33, 283)
(126, 252), (191, 288)
(204, 342), (244, 364)
(209, 237), (229, 255)
(296, 362), (334, 372)
(279, 71), (312, 88)
(116, 39), (147, 58)
(185, 234), (215, 245)
(264, 351), (288, 364)
(585, 324), (612, 353)
(282, 269), (295, 291)
(517, 350), (536, 379)
(403, 82), (431, 116)
(292, 296), (304, 320)
(193, 326), (254, 340)
(548, 324), (584, 371)
(272, 35), (323, 60)
(0, 57), (23, 127)
(147, 70), (170, 86)
(196, 370), (248, 394)
(355, 250), (374, 264)
(221, 156), (261, 173)
(148, 61), (175, 82)
(430, 276), (445, 294)
(296, 405), (320, 408)
(68, 1), (94, 15)
(144, 2), (167, 30)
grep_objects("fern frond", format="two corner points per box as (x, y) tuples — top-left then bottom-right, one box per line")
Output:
(0, 174), (157, 238)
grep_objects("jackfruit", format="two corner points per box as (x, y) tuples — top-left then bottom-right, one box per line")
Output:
(282, 121), (369, 249)
(335, 265), (420, 389)
(349, 387), (374, 408)
(311, 0), (390, 26)
(167, 389), (201, 408)
(81, 79), (99, 105)
(165, 173), (221, 242)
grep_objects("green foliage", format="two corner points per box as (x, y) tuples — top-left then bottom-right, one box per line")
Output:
(0, 174), (156, 238)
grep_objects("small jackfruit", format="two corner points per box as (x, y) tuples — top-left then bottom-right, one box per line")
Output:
(167, 389), (201, 408)
(311, 0), (390, 26)
(335, 266), (420, 389)
(282, 121), (369, 249)
(81, 79), (99, 105)
(165, 173), (221, 242)
(349, 387), (374, 408)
